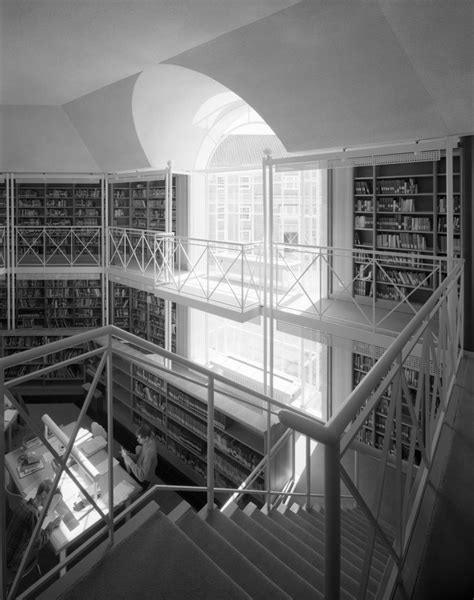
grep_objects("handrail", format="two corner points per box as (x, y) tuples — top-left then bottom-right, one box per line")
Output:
(328, 260), (462, 438)
(1, 257), (465, 600)
(279, 260), (463, 443)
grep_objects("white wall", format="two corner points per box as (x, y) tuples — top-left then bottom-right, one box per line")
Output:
(64, 74), (150, 172)
(0, 105), (99, 172)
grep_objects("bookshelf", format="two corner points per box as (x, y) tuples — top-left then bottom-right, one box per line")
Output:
(15, 276), (103, 329)
(0, 178), (6, 226)
(86, 342), (288, 501)
(353, 156), (462, 304)
(110, 175), (177, 233)
(351, 342), (437, 465)
(0, 332), (87, 394)
(15, 180), (103, 228)
(110, 283), (176, 352)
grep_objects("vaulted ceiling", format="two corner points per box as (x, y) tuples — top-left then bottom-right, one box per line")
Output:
(1, 0), (472, 171)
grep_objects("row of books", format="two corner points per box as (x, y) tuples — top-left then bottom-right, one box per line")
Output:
(376, 216), (431, 232)
(376, 178), (418, 194)
(377, 197), (416, 212)
(378, 269), (432, 288)
(376, 233), (428, 250)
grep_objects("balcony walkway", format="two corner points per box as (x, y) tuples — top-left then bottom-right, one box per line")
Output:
(108, 264), (417, 341)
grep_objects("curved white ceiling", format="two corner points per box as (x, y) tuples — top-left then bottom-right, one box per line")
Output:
(0, 0), (299, 105)
(132, 65), (239, 171)
(165, 0), (474, 152)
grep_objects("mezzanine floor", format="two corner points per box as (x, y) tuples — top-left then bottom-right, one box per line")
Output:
(108, 264), (417, 342)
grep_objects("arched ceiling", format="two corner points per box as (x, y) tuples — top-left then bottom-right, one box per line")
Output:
(166, 0), (474, 152)
(1, 0), (472, 170)
(0, 0), (299, 105)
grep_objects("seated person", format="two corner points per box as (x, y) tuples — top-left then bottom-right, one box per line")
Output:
(6, 478), (61, 574)
(120, 424), (157, 491)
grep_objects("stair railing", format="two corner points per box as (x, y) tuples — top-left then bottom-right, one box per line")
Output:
(279, 258), (464, 599)
(0, 258), (464, 600)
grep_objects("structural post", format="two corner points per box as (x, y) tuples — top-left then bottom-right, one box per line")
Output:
(106, 335), (115, 546)
(324, 441), (341, 600)
(207, 376), (215, 510)
(305, 435), (311, 510)
(263, 149), (273, 509)
(0, 368), (6, 600)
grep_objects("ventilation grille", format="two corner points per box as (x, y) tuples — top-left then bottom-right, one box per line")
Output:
(276, 150), (441, 171)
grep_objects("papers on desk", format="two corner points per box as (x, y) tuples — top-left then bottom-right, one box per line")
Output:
(95, 456), (118, 475)
(77, 435), (107, 457)
(112, 480), (136, 504)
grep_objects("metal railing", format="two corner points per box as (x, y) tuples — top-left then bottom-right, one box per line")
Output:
(279, 258), (464, 598)
(108, 227), (173, 276)
(15, 227), (102, 267)
(154, 236), (264, 311)
(274, 243), (448, 333)
(0, 255), (465, 600)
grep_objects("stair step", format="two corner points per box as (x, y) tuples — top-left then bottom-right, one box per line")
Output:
(246, 503), (361, 599)
(293, 505), (390, 567)
(176, 504), (291, 600)
(271, 507), (382, 581)
(227, 505), (325, 597)
(340, 512), (392, 559)
(349, 507), (395, 541)
(203, 507), (319, 600)
(246, 503), (325, 569)
(47, 506), (251, 600)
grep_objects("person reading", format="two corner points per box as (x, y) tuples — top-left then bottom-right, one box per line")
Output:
(6, 478), (61, 575)
(120, 424), (157, 491)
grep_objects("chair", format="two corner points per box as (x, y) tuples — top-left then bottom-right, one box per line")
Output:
(91, 421), (107, 440)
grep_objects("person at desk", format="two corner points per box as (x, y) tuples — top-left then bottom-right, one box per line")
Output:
(6, 479), (61, 573)
(120, 424), (157, 491)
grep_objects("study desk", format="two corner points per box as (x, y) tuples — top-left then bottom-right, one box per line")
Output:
(5, 422), (141, 571)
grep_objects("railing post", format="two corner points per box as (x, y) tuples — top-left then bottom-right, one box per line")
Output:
(207, 375), (215, 510)
(324, 441), (341, 600)
(241, 245), (244, 310)
(305, 435), (311, 511)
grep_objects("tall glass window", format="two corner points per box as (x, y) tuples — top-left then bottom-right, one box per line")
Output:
(189, 104), (329, 418)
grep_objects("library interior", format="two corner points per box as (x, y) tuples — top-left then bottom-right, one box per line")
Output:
(1, 2), (473, 600)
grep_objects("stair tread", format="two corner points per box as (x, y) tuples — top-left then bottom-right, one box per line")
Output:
(272, 510), (383, 593)
(55, 509), (252, 600)
(205, 508), (321, 600)
(230, 507), (325, 593)
(293, 506), (390, 566)
(178, 507), (291, 600)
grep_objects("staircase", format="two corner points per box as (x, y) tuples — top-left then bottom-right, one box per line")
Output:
(41, 499), (395, 600)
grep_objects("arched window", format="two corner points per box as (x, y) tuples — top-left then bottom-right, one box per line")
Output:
(189, 96), (329, 419)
